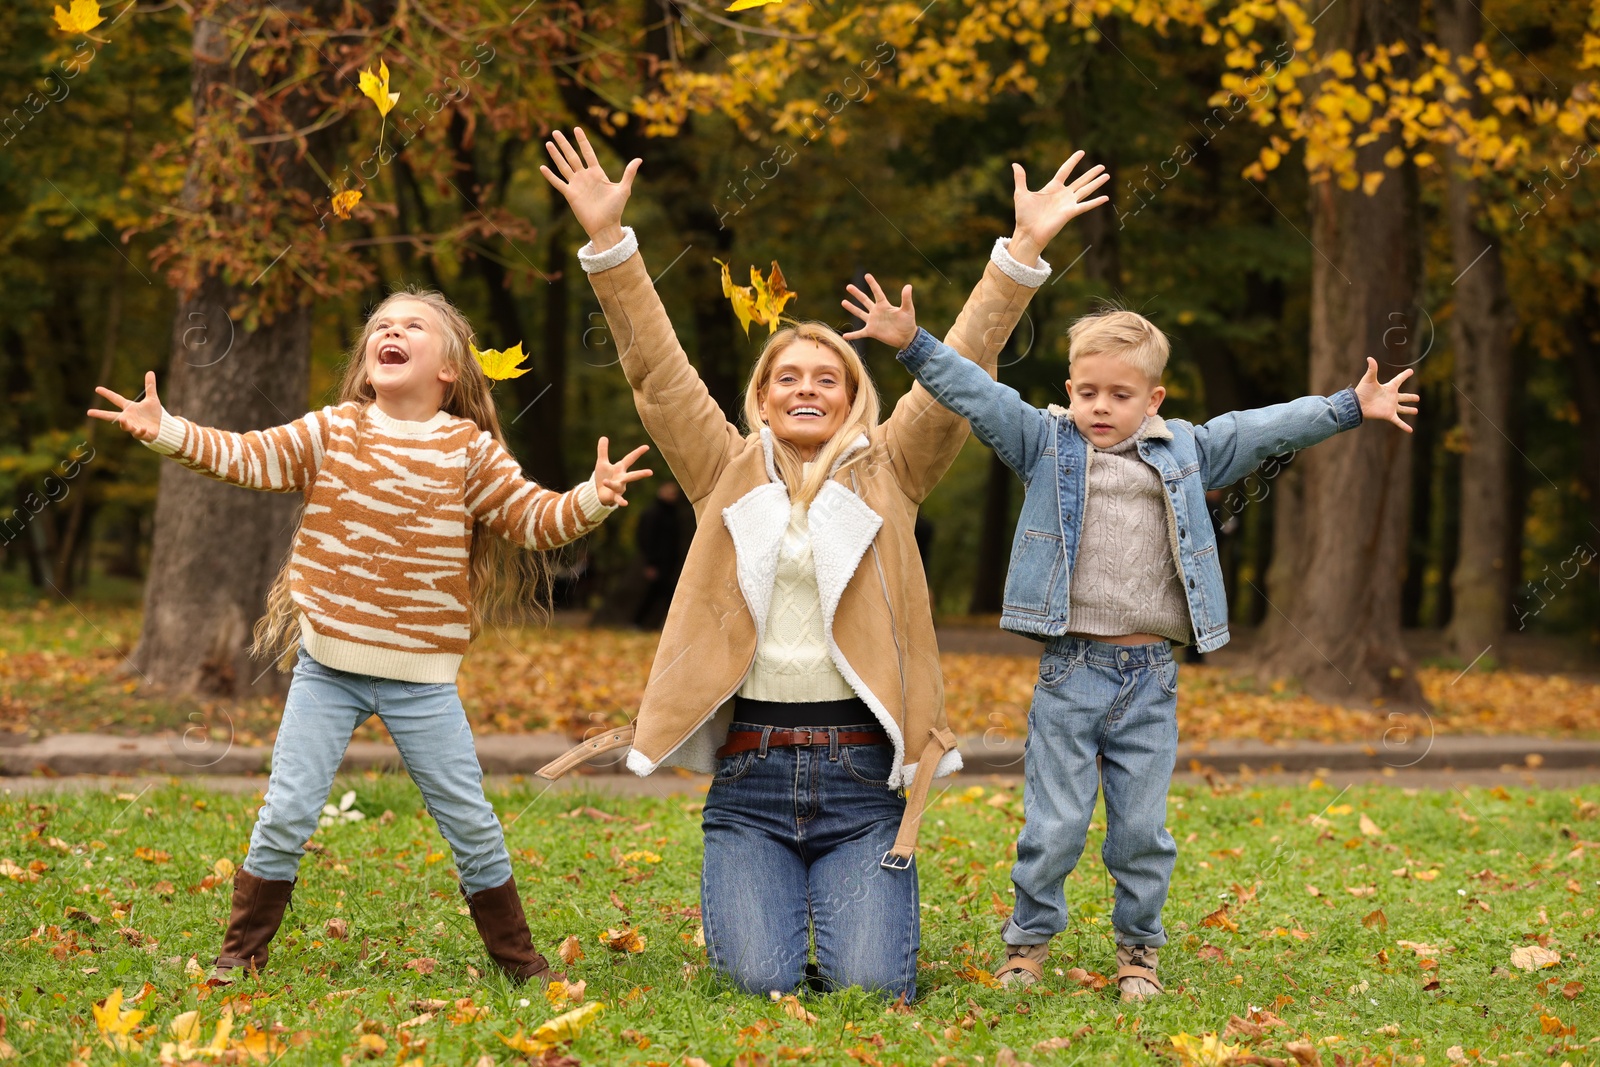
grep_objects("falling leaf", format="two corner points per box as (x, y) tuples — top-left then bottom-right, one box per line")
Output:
(53, 0), (103, 35)
(1509, 945), (1560, 971)
(1170, 1032), (1243, 1067)
(92, 988), (145, 1051)
(558, 935), (584, 965)
(359, 59), (399, 118)
(727, 0), (784, 10)
(714, 259), (796, 336)
(332, 190), (362, 219)
(471, 343), (532, 381)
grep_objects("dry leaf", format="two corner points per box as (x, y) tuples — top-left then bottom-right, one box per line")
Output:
(1509, 945), (1561, 971)
(403, 958), (437, 975)
(358, 59), (399, 118)
(1359, 813), (1383, 836)
(1170, 1032), (1242, 1067)
(1201, 904), (1239, 932)
(558, 935), (584, 965)
(778, 995), (817, 1024)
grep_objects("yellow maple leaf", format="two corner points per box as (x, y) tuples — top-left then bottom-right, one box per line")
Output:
(92, 988), (145, 1051)
(471, 342), (532, 381)
(53, 0), (103, 34)
(359, 59), (399, 118)
(332, 189), (362, 220)
(1170, 1031), (1243, 1067)
(498, 1001), (605, 1054)
(727, 0), (784, 9)
(751, 261), (797, 332)
(714, 258), (760, 337)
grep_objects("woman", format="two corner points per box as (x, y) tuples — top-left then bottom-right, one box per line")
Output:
(537, 128), (1108, 1000)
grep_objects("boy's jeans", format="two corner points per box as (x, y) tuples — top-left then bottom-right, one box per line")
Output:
(242, 646), (513, 894)
(1002, 636), (1179, 949)
(700, 725), (919, 1000)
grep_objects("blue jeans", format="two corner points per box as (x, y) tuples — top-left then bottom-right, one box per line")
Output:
(700, 725), (918, 1000)
(243, 646), (513, 894)
(1002, 637), (1179, 949)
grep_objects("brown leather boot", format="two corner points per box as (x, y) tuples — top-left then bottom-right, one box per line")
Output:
(461, 877), (561, 984)
(209, 869), (296, 984)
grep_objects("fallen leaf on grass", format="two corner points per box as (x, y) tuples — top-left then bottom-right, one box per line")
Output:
(498, 1002), (604, 1055)
(599, 927), (646, 953)
(558, 935), (584, 964)
(1346, 886), (1376, 897)
(1064, 967), (1109, 991)
(1033, 1025), (1093, 1051)
(1171, 1032), (1242, 1066)
(403, 958), (436, 975)
(1359, 814), (1383, 836)
(1361, 909), (1387, 930)
(777, 995), (817, 1024)
(1510, 945), (1561, 971)
(546, 980), (586, 1007)
(1200, 904), (1239, 932)
(952, 961), (1000, 988)
(92, 988), (145, 1051)
(326, 917), (348, 941)
(1396, 940), (1441, 957)
(1284, 1041), (1322, 1067)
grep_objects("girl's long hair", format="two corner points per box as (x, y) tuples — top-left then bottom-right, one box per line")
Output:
(741, 321), (881, 504)
(251, 287), (551, 672)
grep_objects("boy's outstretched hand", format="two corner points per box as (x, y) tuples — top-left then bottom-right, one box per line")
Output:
(89, 371), (163, 442)
(1009, 150), (1111, 266)
(1355, 357), (1421, 432)
(539, 127), (640, 253)
(593, 437), (652, 507)
(841, 275), (917, 349)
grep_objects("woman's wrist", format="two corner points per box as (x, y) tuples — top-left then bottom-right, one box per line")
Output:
(1007, 229), (1044, 268)
(587, 223), (626, 253)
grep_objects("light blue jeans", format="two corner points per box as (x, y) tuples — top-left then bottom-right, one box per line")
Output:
(1002, 636), (1179, 949)
(243, 646), (513, 894)
(700, 725), (919, 1000)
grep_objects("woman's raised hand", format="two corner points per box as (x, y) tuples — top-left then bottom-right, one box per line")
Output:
(1008, 150), (1110, 266)
(592, 437), (653, 507)
(539, 128), (640, 251)
(89, 371), (164, 443)
(842, 275), (918, 350)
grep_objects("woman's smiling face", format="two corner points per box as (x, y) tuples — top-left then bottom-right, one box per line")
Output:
(759, 340), (852, 460)
(364, 299), (456, 402)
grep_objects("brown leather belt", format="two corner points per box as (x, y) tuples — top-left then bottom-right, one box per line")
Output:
(714, 728), (887, 759)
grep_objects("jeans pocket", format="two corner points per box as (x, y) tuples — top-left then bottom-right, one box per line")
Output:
(840, 746), (891, 787)
(712, 751), (755, 784)
(401, 680), (455, 695)
(1156, 660), (1179, 698)
(1037, 652), (1077, 691)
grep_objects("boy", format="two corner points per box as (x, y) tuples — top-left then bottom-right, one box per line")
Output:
(841, 278), (1419, 1001)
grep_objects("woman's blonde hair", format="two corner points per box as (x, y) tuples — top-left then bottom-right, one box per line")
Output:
(251, 287), (551, 672)
(741, 321), (880, 504)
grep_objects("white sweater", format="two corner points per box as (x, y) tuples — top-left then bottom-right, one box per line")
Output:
(737, 497), (857, 702)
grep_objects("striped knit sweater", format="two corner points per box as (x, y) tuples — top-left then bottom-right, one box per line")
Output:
(143, 400), (613, 683)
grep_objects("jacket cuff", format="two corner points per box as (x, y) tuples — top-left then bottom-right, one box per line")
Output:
(991, 237), (1052, 287)
(1329, 386), (1363, 431)
(895, 327), (943, 374)
(576, 227), (639, 274)
(142, 410), (187, 456)
(575, 475), (618, 524)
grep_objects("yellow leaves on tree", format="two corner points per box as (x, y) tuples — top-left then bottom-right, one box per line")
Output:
(471, 342), (532, 381)
(53, 0), (103, 36)
(498, 1001), (604, 1056)
(715, 259), (796, 337)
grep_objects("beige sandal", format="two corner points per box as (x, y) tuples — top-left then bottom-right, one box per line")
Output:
(1115, 943), (1163, 1002)
(994, 943), (1048, 988)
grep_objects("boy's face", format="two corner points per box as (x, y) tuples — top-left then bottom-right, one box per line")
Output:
(1065, 351), (1166, 448)
(365, 299), (457, 405)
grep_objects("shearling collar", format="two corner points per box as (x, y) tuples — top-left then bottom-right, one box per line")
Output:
(1045, 405), (1174, 442)
(756, 426), (872, 483)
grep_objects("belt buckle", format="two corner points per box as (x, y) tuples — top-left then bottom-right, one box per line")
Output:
(796, 729), (817, 746)
(879, 850), (912, 871)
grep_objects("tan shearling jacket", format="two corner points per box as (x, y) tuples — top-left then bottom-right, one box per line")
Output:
(539, 230), (1050, 864)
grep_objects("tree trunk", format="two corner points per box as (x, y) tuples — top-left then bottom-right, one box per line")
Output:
(968, 449), (1012, 614)
(1564, 286), (1600, 548)
(1437, 0), (1517, 661)
(1259, 0), (1426, 709)
(132, 2), (345, 699)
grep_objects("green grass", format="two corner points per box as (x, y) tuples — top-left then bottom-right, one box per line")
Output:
(1, 778), (1597, 1065)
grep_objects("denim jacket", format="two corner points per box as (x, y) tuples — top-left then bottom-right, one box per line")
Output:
(897, 327), (1364, 652)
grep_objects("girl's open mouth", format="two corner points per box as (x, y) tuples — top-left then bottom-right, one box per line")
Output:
(378, 343), (409, 366)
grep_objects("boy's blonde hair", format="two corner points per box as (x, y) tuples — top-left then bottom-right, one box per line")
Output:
(1067, 309), (1169, 385)
(251, 287), (551, 673)
(742, 321), (881, 506)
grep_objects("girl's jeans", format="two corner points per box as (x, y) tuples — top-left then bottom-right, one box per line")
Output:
(242, 646), (513, 894)
(1002, 636), (1179, 949)
(700, 724), (919, 1000)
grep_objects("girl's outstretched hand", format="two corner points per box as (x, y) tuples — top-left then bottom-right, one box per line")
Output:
(841, 274), (917, 350)
(1354, 357), (1421, 432)
(89, 371), (163, 442)
(593, 437), (653, 507)
(539, 128), (640, 251)
(1009, 150), (1111, 266)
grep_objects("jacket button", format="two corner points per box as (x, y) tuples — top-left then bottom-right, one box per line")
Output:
(1169, 484), (1177, 493)
(1065, 513), (1073, 523)
(1179, 528), (1186, 538)
(1188, 578), (1196, 589)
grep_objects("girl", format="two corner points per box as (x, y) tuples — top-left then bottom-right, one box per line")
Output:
(89, 288), (651, 985)
(535, 128), (1108, 1000)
